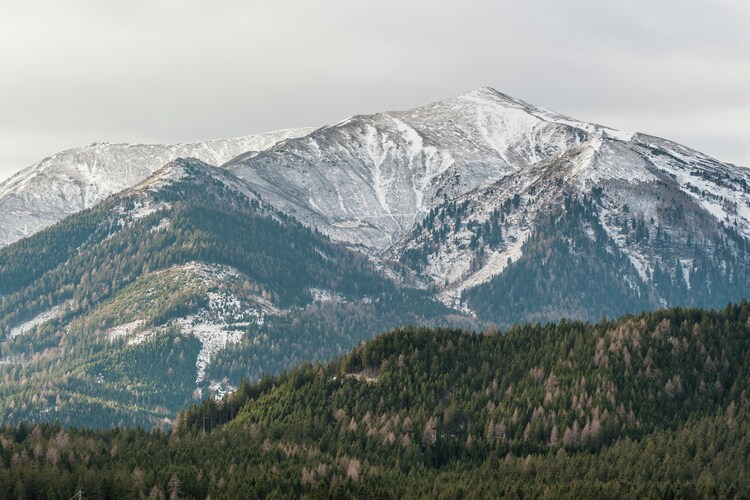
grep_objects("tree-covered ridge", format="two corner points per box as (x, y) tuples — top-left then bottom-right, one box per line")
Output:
(0, 266), (209, 428)
(0, 159), (458, 428)
(203, 288), (461, 385)
(1, 304), (743, 498)
(0, 159), (392, 332)
(220, 302), (750, 456)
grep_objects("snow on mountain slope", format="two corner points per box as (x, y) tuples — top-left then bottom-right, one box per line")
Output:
(226, 88), (594, 252)
(104, 261), (279, 386)
(4, 87), (749, 314)
(9, 305), (64, 340)
(0, 128), (314, 247)
(220, 88), (750, 308)
(393, 128), (750, 308)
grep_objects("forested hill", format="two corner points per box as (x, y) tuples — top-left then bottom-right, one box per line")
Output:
(2, 303), (750, 498)
(0, 158), (455, 428)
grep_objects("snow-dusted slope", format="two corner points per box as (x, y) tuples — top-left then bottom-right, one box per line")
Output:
(226, 88), (597, 252)
(104, 261), (279, 386)
(213, 88), (749, 308)
(393, 129), (750, 307)
(0, 128), (314, 246)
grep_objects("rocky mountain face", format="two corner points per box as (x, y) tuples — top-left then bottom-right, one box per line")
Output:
(226, 88), (600, 252)
(224, 88), (750, 317)
(0, 128), (314, 247)
(396, 130), (750, 321)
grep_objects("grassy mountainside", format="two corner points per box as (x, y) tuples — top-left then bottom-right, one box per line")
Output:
(1, 304), (749, 498)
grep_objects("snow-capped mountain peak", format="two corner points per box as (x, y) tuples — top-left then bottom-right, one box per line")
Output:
(226, 88), (604, 253)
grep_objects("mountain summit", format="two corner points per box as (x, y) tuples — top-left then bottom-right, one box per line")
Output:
(226, 87), (601, 252)
(221, 89), (750, 316)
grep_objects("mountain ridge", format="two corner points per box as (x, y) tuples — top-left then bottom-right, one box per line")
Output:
(4, 87), (750, 314)
(0, 157), (460, 427)
(0, 127), (316, 247)
(225, 87), (597, 254)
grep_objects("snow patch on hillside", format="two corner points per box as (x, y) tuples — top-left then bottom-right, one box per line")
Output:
(175, 318), (246, 384)
(680, 259), (693, 289)
(438, 231), (528, 308)
(8, 306), (63, 340)
(596, 202), (651, 283)
(310, 288), (346, 304)
(118, 262), (281, 384)
(173, 263), (282, 383)
(106, 320), (145, 342)
(131, 200), (172, 220)
(128, 329), (156, 346)
(208, 380), (237, 399)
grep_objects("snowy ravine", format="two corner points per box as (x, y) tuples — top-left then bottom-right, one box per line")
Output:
(0, 127), (314, 247)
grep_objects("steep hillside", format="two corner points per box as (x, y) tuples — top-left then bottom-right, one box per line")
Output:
(394, 132), (750, 319)
(0, 127), (314, 247)
(2, 304), (750, 497)
(226, 88), (595, 252)
(3, 89), (750, 429)
(222, 89), (750, 320)
(0, 159), (456, 427)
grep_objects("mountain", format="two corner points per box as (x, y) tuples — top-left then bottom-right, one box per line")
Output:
(225, 87), (601, 253)
(224, 88), (750, 319)
(2, 304), (750, 497)
(4, 90), (749, 313)
(0, 158), (456, 427)
(399, 131), (750, 321)
(2, 87), (750, 427)
(0, 127), (314, 247)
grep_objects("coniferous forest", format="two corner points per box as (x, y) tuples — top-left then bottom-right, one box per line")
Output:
(1, 303), (750, 498)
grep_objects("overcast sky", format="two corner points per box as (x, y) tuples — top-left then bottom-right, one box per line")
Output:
(1, 0), (749, 182)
